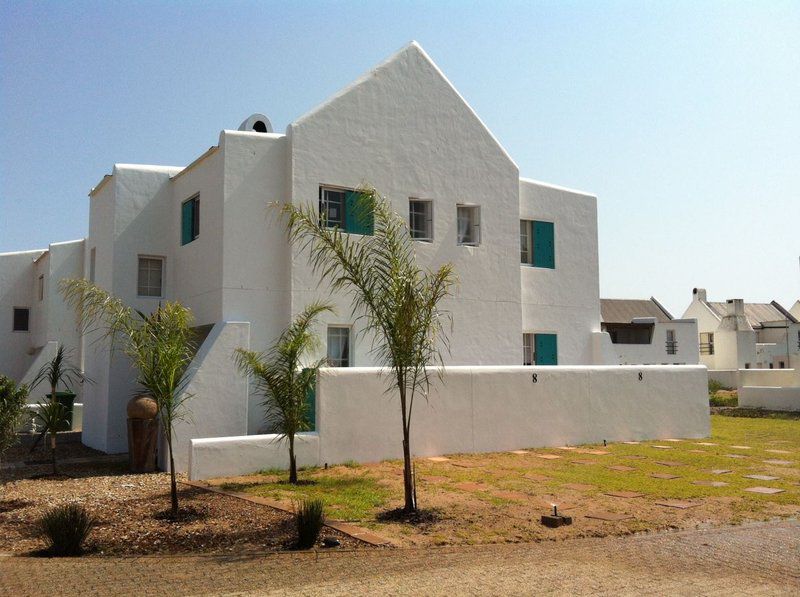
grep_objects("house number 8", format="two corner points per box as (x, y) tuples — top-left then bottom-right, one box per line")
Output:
(638, 371), (643, 381)
(532, 373), (538, 384)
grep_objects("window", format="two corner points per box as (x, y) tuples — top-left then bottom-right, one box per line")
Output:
(319, 186), (374, 235)
(409, 199), (433, 241)
(523, 333), (534, 366)
(457, 205), (480, 245)
(137, 256), (164, 297)
(665, 329), (677, 355)
(38, 275), (44, 301)
(533, 333), (558, 365)
(520, 220), (555, 268)
(327, 326), (351, 367)
(744, 363), (751, 369)
(699, 332), (714, 355)
(12, 307), (29, 332)
(779, 361), (786, 369)
(181, 195), (200, 245)
(89, 247), (96, 282)
(605, 323), (653, 344)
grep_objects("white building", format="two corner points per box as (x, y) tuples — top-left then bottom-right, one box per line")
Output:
(1, 43), (708, 470)
(682, 288), (800, 386)
(600, 298), (699, 365)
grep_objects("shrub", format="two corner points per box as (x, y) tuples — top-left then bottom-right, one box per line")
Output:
(710, 392), (738, 407)
(37, 503), (95, 556)
(0, 375), (28, 463)
(708, 379), (728, 394)
(296, 498), (325, 549)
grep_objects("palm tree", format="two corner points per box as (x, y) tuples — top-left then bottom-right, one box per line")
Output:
(283, 188), (456, 511)
(234, 302), (333, 484)
(30, 344), (89, 474)
(60, 279), (196, 517)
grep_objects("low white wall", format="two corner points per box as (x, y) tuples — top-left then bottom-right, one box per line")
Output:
(738, 368), (799, 389)
(190, 432), (320, 480)
(189, 364), (709, 480)
(739, 387), (800, 412)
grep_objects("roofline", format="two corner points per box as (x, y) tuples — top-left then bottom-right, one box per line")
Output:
(171, 145), (219, 181)
(770, 300), (799, 324)
(33, 250), (49, 264)
(649, 296), (674, 320)
(0, 248), (47, 258)
(89, 174), (112, 197)
(519, 177), (596, 199)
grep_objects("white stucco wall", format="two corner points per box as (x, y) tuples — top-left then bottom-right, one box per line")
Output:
(189, 364), (709, 479)
(0, 249), (44, 381)
(739, 387), (800, 411)
(601, 320), (700, 365)
(519, 180), (600, 365)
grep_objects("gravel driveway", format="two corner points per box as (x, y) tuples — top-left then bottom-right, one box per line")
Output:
(2, 519), (798, 596)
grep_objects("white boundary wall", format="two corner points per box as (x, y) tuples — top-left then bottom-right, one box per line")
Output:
(738, 368), (800, 412)
(189, 365), (709, 480)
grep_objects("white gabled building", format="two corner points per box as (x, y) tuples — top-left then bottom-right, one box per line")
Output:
(2, 42), (637, 468)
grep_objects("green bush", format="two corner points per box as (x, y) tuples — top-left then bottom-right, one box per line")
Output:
(0, 375), (29, 462)
(708, 379), (727, 394)
(37, 503), (96, 556)
(710, 392), (738, 407)
(296, 498), (325, 549)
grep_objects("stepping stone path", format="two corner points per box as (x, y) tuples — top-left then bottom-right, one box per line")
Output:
(604, 491), (645, 498)
(656, 461), (684, 467)
(509, 450), (528, 455)
(493, 490), (531, 502)
(571, 460), (598, 466)
(730, 445), (752, 450)
(622, 441), (640, 445)
(725, 454), (748, 459)
(651, 473), (680, 480)
(744, 487), (785, 495)
(626, 455), (647, 460)
(763, 460), (793, 466)
(663, 439), (682, 442)
(422, 476), (451, 483)
(563, 483), (595, 491)
(651, 445), (673, 450)
(608, 465), (636, 472)
(536, 454), (561, 460)
(524, 474), (551, 482)
(452, 462), (480, 468)
(744, 475), (780, 481)
(692, 481), (728, 487)
(696, 442), (717, 446)
(765, 449), (791, 454)
(656, 501), (700, 509)
(557, 446), (577, 451)
(711, 469), (733, 475)
(454, 482), (486, 492)
(427, 457), (450, 462)
(688, 450), (707, 454)
(574, 449), (609, 455)
(585, 511), (633, 521)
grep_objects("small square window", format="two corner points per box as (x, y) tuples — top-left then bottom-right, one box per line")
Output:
(137, 256), (164, 297)
(523, 333), (534, 366)
(13, 307), (29, 332)
(327, 326), (351, 367)
(409, 199), (433, 241)
(457, 205), (480, 246)
(181, 195), (200, 245)
(38, 275), (44, 301)
(666, 329), (677, 355)
(320, 188), (346, 228)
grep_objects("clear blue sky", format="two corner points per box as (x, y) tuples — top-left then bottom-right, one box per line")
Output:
(1, 1), (798, 316)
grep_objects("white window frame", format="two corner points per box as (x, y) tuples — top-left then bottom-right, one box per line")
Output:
(457, 204), (481, 246)
(409, 199), (434, 242)
(523, 333), (534, 366)
(520, 220), (532, 265)
(327, 326), (352, 367)
(137, 255), (165, 298)
(319, 186), (347, 229)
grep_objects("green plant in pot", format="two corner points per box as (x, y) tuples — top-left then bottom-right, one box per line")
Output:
(30, 344), (90, 474)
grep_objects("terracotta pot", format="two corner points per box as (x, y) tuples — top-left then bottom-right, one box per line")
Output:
(127, 395), (158, 420)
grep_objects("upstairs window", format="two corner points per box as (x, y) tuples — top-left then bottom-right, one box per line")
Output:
(666, 329), (677, 355)
(89, 247), (96, 282)
(457, 205), (480, 246)
(520, 220), (555, 268)
(409, 199), (433, 241)
(319, 187), (374, 235)
(13, 307), (29, 332)
(523, 333), (534, 366)
(700, 332), (714, 355)
(181, 195), (200, 245)
(137, 256), (164, 297)
(327, 326), (351, 367)
(38, 275), (44, 301)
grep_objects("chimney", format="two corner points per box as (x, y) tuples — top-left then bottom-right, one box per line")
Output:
(693, 288), (707, 302)
(718, 298), (753, 331)
(727, 298), (745, 317)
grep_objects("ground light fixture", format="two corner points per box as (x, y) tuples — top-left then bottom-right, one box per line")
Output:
(541, 503), (573, 528)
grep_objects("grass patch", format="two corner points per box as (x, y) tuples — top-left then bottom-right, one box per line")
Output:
(709, 392), (738, 407)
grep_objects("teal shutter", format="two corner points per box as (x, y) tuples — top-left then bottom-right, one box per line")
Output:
(344, 190), (374, 235)
(181, 200), (193, 245)
(533, 221), (555, 269)
(534, 334), (558, 365)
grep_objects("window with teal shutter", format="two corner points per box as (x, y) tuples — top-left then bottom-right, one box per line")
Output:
(181, 196), (199, 245)
(534, 333), (558, 365)
(532, 220), (554, 269)
(344, 190), (374, 235)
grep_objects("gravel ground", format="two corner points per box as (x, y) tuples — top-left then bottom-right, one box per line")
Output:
(0, 466), (362, 555)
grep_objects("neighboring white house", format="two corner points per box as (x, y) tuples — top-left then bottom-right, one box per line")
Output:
(0, 42), (711, 471)
(600, 298), (699, 365)
(682, 288), (800, 387)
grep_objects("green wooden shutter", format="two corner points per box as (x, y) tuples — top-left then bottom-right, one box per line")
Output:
(181, 200), (193, 245)
(534, 333), (558, 365)
(533, 221), (555, 269)
(344, 190), (374, 236)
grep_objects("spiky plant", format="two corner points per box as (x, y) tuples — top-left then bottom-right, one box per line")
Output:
(60, 279), (197, 517)
(295, 498), (325, 549)
(283, 187), (456, 512)
(37, 502), (96, 556)
(235, 302), (332, 484)
(0, 375), (29, 467)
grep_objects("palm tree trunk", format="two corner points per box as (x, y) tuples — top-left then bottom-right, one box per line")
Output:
(399, 380), (415, 512)
(166, 431), (179, 517)
(289, 434), (297, 484)
(50, 431), (58, 475)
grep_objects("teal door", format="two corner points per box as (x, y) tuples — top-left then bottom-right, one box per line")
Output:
(534, 334), (558, 365)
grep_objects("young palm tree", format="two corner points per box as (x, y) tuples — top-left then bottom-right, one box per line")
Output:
(234, 302), (333, 484)
(284, 188), (456, 511)
(60, 279), (197, 517)
(30, 344), (89, 474)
